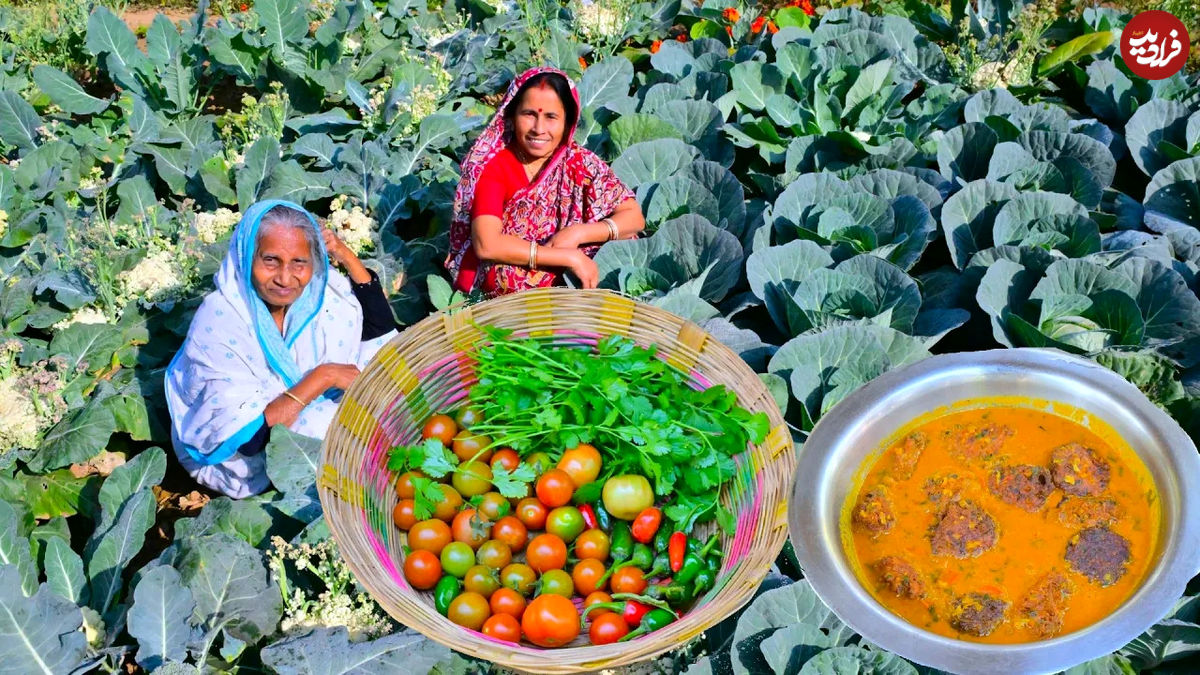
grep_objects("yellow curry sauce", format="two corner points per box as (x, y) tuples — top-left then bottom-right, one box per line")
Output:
(843, 401), (1160, 644)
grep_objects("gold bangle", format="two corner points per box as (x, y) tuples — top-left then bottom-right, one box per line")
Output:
(282, 390), (307, 406)
(529, 240), (538, 269)
(604, 218), (619, 241)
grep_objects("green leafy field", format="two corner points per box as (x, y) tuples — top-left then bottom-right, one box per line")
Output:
(1, 0), (1198, 672)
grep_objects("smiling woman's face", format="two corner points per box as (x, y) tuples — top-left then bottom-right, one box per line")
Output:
(252, 225), (314, 310)
(511, 84), (567, 162)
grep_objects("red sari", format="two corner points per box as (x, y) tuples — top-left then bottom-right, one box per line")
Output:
(444, 66), (635, 296)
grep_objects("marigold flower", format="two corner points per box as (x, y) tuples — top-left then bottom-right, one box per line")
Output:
(578, 57), (588, 69)
(239, 2), (248, 10)
(723, 8), (740, 22)
(767, 20), (779, 33)
(800, 0), (815, 16)
(650, 39), (662, 53)
(751, 15), (766, 33)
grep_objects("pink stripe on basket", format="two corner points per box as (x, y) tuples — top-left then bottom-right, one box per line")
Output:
(365, 510), (407, 588)
(726, 483), (763, 565)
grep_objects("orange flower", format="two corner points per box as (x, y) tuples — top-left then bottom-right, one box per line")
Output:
(751, 15), (767, 33)
(239, 2), (248, 9)
(722, 7), (740, 22)
(767, 20), (778, 33)
(726, 25), (734, 37)
(650, 39), (662, 53)
(578, 57), (588, 69)
(800, 0), (815, 15)
(676, 34), (688, 42)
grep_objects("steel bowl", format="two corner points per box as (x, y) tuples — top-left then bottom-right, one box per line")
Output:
(789, 348), (1200, 675)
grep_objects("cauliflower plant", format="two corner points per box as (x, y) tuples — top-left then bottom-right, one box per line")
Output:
(117, 250), (187, 305)
(327, 203), (376, 256)
(195, 208), (241, 245)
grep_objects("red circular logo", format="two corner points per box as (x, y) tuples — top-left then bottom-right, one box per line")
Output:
(1121, 11), (1190, 80)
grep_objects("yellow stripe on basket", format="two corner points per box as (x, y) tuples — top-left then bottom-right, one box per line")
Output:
(319, 464), (364, 509)
(524, 289), (554, 337)
(774, 500), (789, 532)
(766, 424), (790, 458)
(443, 307), (482, 353)
(337, 394), (378, 446)
(377, 343), (418, 394)
(666, 321), (708, 372)
(599, 292), (636, 333)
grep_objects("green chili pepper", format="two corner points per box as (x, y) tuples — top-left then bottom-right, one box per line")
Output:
(646, 583), (695, 608)
(692, 568), (716, 597)
(653, 527), (672, 554)
(610, 521), (633, 563)
(593, 501), (613, 531)
(619, 608), (677, 641)
(434, 576), (460, 616)
(631, 542), (654, 570)
(675, 552), (705, 586)
(646, 550), (671, 580)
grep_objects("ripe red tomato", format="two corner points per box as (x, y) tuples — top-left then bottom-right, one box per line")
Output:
(536, 469), (575, 508)
(422, 414), (458, 445)
(482, 613), (521, 642)
(609, 566), (647, 595)
(408, 519), (452, 555)
(392, 499), (417, 531)
(491, 516), (528, 553)
(526, 533), (567, 573)
(521, 594), (580, 648)
(557, 444), (602, 486)
(589, 612), (630, 645)
(490, 448), (520, 472)
(451, 509), (492, 550)
(403, 550), (441, 590)
(515, 498), (548, 530)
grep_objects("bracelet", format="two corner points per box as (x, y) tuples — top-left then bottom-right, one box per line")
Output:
(282, 390), (307, 406)
(529, 239), (538, 269)
(603, 218), (618, 241)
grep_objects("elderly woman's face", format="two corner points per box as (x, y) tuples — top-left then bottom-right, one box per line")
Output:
(252, 226), (313, 309)
(512, 85), (566, 162)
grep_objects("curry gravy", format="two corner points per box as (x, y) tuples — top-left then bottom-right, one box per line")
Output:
(843, 403), (1160, 643)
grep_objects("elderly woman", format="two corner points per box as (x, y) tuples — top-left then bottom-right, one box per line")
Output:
(165, 200), (397, 498)
(445, 66), (645, 296)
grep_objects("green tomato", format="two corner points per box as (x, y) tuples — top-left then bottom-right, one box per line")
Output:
(545, 506), (585, 543)
(525, 452), (554, 475)
(454, 406), (483, 429)
(538, 569), (574, 598)
(440, 542), (476, 578)
(602, 475), (655, 520)
(452, 461), (493, 497)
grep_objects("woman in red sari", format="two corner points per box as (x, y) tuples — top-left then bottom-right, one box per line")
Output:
(445, 67), (645, 296)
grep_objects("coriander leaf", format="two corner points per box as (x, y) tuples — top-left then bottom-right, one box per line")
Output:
(418, 441), (457, 479)
(411, 477), (444, 520)
(572, 480), (604, 505)
(716, 505), (736, 536)
(491, 463), (537, 499)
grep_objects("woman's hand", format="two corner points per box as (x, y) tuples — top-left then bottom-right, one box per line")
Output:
(321, 228), (372, 284)
(567, 249), (599, 289)
(314, 362), (362, 390)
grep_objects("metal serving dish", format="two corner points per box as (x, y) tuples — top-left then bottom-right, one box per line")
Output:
(789, 348), (1200, 675)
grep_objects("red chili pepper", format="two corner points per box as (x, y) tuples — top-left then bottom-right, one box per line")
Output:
(580, 504), (599, 530)
(631, 507), (662, 544)
(623, 600), (653, 627)
(669, 531), (687, 573)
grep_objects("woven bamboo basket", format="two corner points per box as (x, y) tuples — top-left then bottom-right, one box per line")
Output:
(319, 287), (796, 673)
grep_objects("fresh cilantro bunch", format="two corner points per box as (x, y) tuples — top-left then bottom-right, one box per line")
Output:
(466, 325), (770, 531)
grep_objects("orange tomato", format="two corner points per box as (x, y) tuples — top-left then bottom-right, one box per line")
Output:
(516, 497), (548, 530)
(526, 533), (568, 573)
(482, 613), (521, 642)
(574, 529), (610, 561)
(521, 594), (580, 647)
(392, 499), (417, 530)
(572, 559), (607, 596)
(403, 550), (441, 590)
(536, 469), (575, 508)
(492, 516), (529, 553)
(451, 509), (492, 550)
(490, 448), (520, 472)
(557, 444), (602, 486)
(408, 519), (452, 555)
(422, 414), (458, 445)
(609, 566), (647, 595)
(489, 587), (527, 619)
